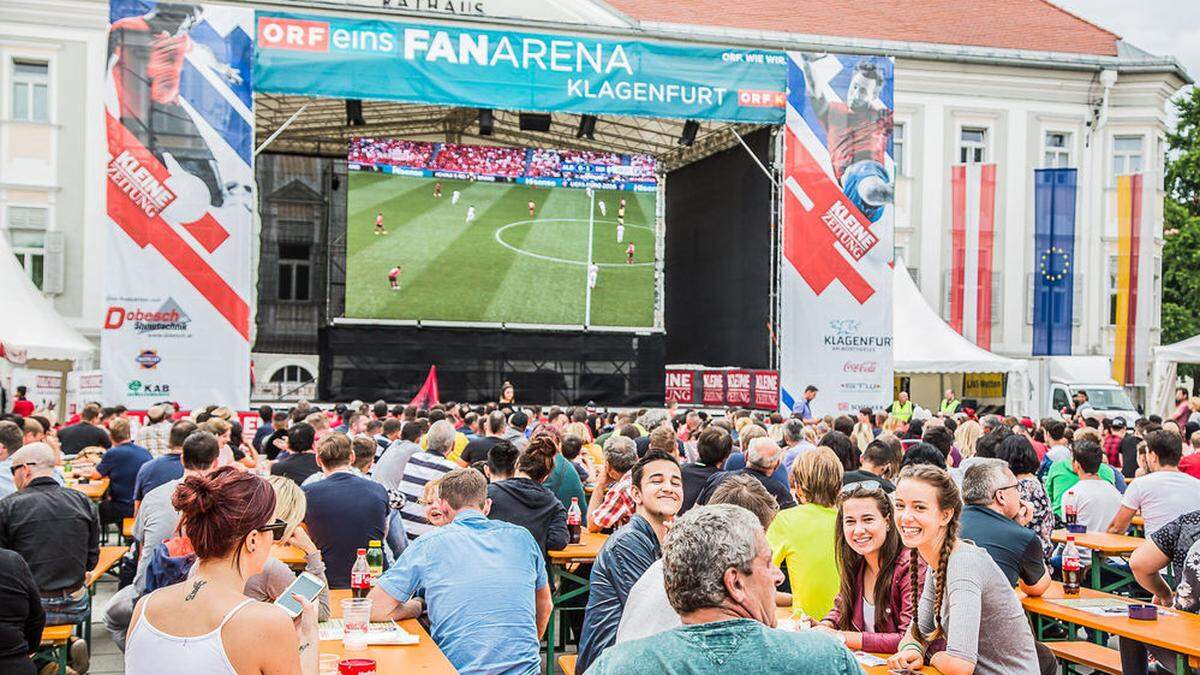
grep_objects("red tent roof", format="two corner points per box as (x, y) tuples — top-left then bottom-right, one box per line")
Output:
(605, 0), (1121, 57)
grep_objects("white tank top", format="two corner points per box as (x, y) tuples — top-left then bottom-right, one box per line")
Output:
(125, 592), (255, 675)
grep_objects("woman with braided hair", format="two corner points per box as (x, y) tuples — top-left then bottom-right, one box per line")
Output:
(888, 464), (1039, 675)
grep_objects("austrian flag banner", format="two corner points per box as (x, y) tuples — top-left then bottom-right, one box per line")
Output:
(102, 1), (254, 408)
(779, 53), (894, 416)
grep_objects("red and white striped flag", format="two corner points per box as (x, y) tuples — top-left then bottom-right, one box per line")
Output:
(950, 163), (997, 349)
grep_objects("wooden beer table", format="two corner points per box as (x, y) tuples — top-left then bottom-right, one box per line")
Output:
(1022, 582), (1200, 675)
(271, 543), (309, 567)
(545, 531), (608, 675)
(773, 607), (940, 673)
(324, 589), (455, 673)
(1051, 529), (1142, 593)
(68, 478), (109, 501)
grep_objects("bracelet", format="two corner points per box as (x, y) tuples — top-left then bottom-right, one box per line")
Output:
(897, 641), (923, 655)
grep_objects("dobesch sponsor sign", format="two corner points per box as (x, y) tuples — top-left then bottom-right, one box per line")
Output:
(726, 370), (752, 406)
(664, 370), (695, 405)
(753, 371), (780, 410)
(701, 371), (726, 406)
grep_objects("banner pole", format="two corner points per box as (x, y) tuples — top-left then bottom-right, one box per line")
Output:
(254, 102), (310, 157)
(584, 189), (596, 328)
(733, 128), (778, 188)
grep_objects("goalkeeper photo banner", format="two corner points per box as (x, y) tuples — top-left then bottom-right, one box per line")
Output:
(779, 52), (895, 416)
(253, 11), (787, 123)
(102, 1), (254, 409)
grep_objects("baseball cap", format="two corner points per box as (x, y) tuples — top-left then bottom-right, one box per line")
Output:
(1111, 417), (1127, 429)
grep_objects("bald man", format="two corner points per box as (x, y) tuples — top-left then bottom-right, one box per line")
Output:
(0, 443), (99, 631)
(695, 437), (797, 510)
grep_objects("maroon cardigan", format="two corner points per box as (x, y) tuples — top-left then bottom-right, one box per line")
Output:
(821, 552), (926, 653)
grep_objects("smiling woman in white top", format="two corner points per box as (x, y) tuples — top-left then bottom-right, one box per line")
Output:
(124, 466), (318, 675)
(1108, 429), (1200, 536)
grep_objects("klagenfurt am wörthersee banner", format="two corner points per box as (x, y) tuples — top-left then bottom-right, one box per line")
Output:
(253, 11), (787, 123)
(103, 1), (254, 408)
(780, 52), (895, 416)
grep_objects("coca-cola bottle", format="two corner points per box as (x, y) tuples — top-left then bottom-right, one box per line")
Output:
(350, 548), (371, 598)
(1062, 536), (1081, 596)
(1064, 491), (1077, 526)
(567, 497), (582, 545)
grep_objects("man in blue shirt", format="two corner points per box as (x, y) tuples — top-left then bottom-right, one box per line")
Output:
(791, 385), (819, 423)
(90, 417), (152, 528)
(369, 468), (551, 675)
(577, 450), (683, 672)
(132, 420), (196, 508)
(303, 433), (389, 589)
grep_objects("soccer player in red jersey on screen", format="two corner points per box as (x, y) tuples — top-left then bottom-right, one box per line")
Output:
(388, 265), (402, 290)
(374, 212), (387, 235)
(626, 242), (635, 264)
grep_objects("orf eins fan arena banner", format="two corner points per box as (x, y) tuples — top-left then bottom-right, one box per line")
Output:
(780, 53), (895, 416)
(103, 1), (254, 408)
(253, 11), (786, 123)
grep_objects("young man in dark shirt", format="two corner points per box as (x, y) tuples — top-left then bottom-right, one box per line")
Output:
(270, 422), (320, 485)
(679, 426), (732, 515)
(56, 404), (112, 455)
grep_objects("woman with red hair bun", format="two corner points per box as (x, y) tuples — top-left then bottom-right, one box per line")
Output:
(124, 466), (319, 674)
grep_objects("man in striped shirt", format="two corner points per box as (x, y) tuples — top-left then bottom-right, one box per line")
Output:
(398, 420), (460, 541)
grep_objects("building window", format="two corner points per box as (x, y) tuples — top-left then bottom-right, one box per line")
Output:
(893, 123), (905, 176)
(959, 127), (987, 164)
(1043, 131), (1072, 168)
(11, 60), (49, 122)
(6, 206), (48, 289)
(269, 365), (314, 386)
(277, 243), (311, 302)
(1107, 254), (1119, 326)
(1113, 135), (1143, 179)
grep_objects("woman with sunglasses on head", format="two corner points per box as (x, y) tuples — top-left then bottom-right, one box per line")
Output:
(816, 482), (925, 653)
(124, 466), (319, 675)
(888, 464), (1038, 675)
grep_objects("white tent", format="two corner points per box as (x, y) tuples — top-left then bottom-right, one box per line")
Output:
(0, 234), (94, 363)
(1148, 335), (1200, 417)
(893, 263), (1030, 414)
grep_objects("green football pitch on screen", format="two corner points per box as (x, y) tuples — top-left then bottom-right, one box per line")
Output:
(344, 172), (659, 327)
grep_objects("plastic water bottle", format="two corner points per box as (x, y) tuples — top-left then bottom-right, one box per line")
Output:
(567, 498), (582, 545)
(366, 540), (384, 586)
(1064, 491), (1077, 525)
(1062, 536), (1081, 596)
(350, 549), (371, 598)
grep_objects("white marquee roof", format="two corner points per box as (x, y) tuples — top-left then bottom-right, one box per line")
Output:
(0, 235), (94, 363)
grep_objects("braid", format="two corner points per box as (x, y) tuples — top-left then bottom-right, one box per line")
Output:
(907, 547), (921, 634)
(926, 518), (959, 644)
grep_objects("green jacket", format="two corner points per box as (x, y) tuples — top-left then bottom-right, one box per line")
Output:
(1045, 459), (1117, 515)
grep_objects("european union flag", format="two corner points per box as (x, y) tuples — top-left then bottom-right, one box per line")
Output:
(1033, 169), (1076, 355)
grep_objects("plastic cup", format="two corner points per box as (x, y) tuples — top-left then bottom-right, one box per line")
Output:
(319, 653), (341, 674)
(340, 598), (372, 651)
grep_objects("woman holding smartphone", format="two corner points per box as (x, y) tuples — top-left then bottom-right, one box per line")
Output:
(124, 467), (319, 675)
(817, 482), (924, 653)
(888, 464), (1038, 675)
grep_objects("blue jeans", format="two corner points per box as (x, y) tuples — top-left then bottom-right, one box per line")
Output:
(42, 588), (90, 625)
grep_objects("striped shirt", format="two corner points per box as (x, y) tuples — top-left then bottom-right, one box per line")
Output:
(397, 451), (458, 541)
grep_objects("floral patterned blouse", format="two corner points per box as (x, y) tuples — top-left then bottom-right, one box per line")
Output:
(1018, 476), (1054, 565)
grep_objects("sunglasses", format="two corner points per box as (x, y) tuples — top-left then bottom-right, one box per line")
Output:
(8, 462), (35, 475)
(841, 479), (881, 494)
(256, 518), (288, 542)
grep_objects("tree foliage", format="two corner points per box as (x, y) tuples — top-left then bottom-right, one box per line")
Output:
(1163, 87), (1200, 380)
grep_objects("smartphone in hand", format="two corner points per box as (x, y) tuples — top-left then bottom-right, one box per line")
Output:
(274, 571), (325, 618)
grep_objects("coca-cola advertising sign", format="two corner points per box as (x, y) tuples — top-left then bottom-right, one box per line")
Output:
(753, 371), (780, 410)
(701, 371), (726, 405)
(726, 370), (752, 406)
(664, 370), (695, 405)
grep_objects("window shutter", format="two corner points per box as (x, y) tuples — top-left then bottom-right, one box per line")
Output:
(41, 230), (64, 294)
(1025, 272), (1034, 325)
(991, 272), (1002, 325)
(941, 270), (952, 321)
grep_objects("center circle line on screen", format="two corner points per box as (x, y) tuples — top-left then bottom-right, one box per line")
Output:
(493, 219), (656, 268)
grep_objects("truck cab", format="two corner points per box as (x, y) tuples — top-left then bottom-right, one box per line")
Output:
(1040, 356), (1140, 422)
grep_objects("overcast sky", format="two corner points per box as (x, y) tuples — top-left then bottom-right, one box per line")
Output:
(1051, 1), (1200, 82)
